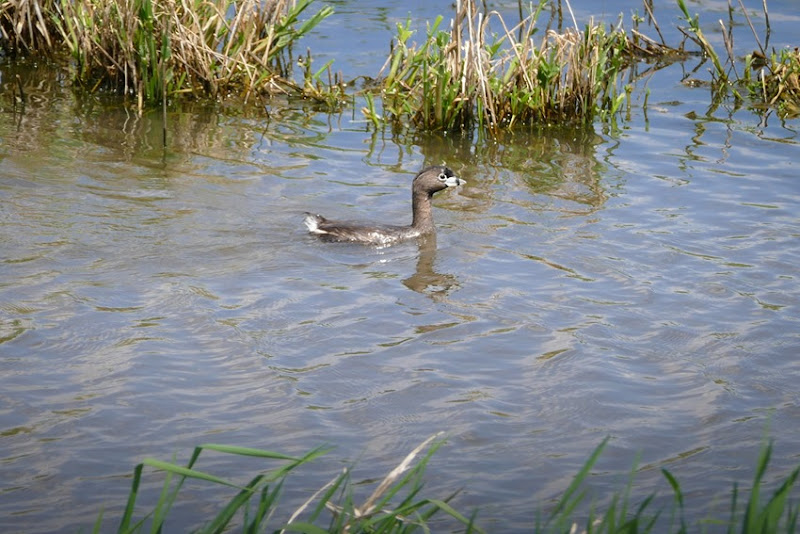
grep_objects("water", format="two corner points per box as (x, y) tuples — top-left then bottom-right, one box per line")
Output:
(2, 1), (800, 532)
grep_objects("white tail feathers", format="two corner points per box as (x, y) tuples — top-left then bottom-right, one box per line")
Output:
(303, 213), (326, 234)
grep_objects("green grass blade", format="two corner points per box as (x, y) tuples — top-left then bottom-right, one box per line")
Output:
(662, 468), (684, 508)
(366, 439), (443, 513)
(426, 499), (485, 533)
(662, 467), (687, 533)
(142, 458), (241, 489)
(761, 465), (800, 532)
(296, 6), (334, 40)
(677, 0), (690, 20)
(119, 463), (144, 532)
(198, 443), (303, 461)
(91, 506), (104, 534)
(727, 482), (739, 534)
(150, 456), (179, 534)
(744, 440), (772, 531)
(245, 482), (283, 532)
(305, 470), (350, 524)
(198, 475), (272, 534)
(549, 437), (609, 523)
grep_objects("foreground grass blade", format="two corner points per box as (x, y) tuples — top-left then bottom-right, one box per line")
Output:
(119, 463), (144, 532)
(661, 468), (687, 533)
(142, 458), (241, 489)
(549, 437), (609, 525)
(427, 499), (486, 533)
(198, 443), (303, 461)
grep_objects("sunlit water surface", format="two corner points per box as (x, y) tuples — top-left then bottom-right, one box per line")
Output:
(2, 2), (800, 532)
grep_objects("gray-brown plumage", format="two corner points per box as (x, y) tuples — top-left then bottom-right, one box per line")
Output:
(304, 165), (465, 246)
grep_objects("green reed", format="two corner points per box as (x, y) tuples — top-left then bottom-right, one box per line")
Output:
(101, 433), (800, 533)
(107, 433), (481, 534)
(541, 437), (800, 534)
(677, 0), (727, 83)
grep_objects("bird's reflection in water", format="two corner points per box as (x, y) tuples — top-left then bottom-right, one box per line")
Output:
(402, 235), (459, 300)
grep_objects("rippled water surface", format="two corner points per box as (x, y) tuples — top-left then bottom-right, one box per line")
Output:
(2, 1), (800, 532)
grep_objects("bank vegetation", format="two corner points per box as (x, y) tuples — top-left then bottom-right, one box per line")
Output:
(0, 0), (340, 110)
(0, 0), (797, 130)
(97, 434), (798, 533)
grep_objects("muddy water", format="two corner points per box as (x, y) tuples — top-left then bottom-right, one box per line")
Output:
(2, 2), (800, 532)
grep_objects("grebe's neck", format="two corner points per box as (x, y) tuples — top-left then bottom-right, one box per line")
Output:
(411, 189), (434, 230)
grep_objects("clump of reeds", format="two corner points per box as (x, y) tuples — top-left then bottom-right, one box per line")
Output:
(0, 0), (56, 54)
(542, 437), (800, 534)
(367, 0), (651, 132)
(0, 0), (342, 109)
(3, 0), (796, 123)
(369, 0), (800, 131)
(750, 47), (800, 117)
(100, 432), (800, 533)
(107, 433), (481, 533)
(677, 0), (800, 117)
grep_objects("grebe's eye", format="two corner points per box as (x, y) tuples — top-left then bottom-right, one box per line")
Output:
(438, 172), (447, 181)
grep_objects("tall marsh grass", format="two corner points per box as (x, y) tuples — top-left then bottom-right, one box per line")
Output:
(0, 0), (55, 53)
(103, 434), (800, 533)
(368, 0), (800, 130)
(0, 0), (337, 108)
(749, 47), (800, 117)
(369, 0), (640, 132)
(107, 433), (481, 533)
(676, 0), (800, 117)
(2, 0), (797, 122)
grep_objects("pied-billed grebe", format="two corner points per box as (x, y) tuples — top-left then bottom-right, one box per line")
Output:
(304, 165), (465, 246)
